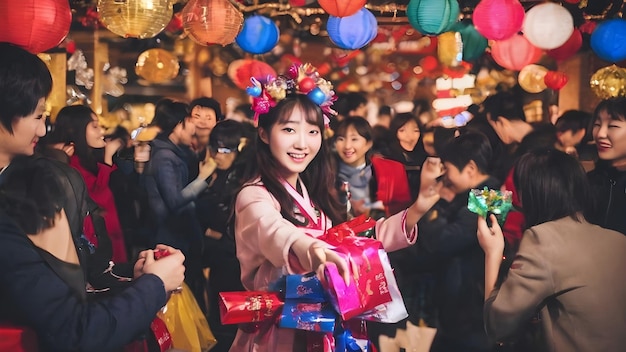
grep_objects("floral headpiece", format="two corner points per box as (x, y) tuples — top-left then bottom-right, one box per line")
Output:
(246, 63), (337, 125)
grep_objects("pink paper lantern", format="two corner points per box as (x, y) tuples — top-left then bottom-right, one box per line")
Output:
(473, 0), (525, 40)
(546, 29), (582, 62)
(0, 0), (72, 54)
(491, 34), (543, 71)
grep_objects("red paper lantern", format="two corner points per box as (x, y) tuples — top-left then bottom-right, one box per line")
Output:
(546, 29), (582, 62)
(491, 34), (543, 71)
(420, 56), (439, 71)
(318, 0), (366, 17)
(0, 0), (72, 54)
(544, 71), (568, 90)
(473, 0), (525, 40)
(227, 59), (277, 90)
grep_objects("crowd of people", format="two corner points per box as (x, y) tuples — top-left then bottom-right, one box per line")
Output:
(1, 41), (626, 352)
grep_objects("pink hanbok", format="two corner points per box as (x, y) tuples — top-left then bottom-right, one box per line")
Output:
(230, 178), (416, 352)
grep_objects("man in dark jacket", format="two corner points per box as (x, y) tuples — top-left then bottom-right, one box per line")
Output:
(412, 132), (501, 352)
(143, 98), (216, 311)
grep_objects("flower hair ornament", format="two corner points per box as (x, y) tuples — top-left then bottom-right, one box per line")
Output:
(246, 63), (337, 126)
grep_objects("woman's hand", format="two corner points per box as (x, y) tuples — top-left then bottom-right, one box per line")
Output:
(309, 245), (350, 285)
(141, 245), (186, 292)
(477, 214), (505, 257)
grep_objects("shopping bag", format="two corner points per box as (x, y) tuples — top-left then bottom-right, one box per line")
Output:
(157, 283), (217, 352)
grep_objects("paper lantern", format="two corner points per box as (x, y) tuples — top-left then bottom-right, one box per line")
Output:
(0, 0), (71, 53)
(473, 0), (525, 40)
(546, 29), (582, 62)
(182, 0), (244, 46)
(327, 8), (378, 50)
(544, 71), (568, 90)
(518, 64), (548, 93)
(590, 65), (626, 99)
(407, 0), (460, 36)
(97, 0), (172, 39)
(590, 19), (626, 63)
(135, 49), (180, 84)
(491, 34), (543, 71)
(236, 16), (279, 55)
(227, 59), (277, 90)
(420, 56), (439, 71)
(450, 21), (488, 62)
(522, 3), (574, 50)
(289, 0), (316, 6)
(437, 32), (463, 67)
(318, 0), (366, 17)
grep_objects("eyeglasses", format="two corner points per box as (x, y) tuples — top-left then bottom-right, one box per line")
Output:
(210, 146), (234, 154)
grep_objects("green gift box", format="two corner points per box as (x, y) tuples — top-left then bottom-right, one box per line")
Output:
(467, 187), (513, 226)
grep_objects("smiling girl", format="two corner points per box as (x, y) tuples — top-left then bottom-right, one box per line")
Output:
(588, 97), (626, 235)
(230, 65), (444, 351)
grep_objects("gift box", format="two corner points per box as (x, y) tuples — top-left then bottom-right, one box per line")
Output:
(219, 291), (283, 325)
(467, 187), (513, 226)
(321, 216), (399, 321)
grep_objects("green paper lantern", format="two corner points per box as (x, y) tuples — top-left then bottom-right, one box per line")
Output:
(407, 0), (460, 36)
(451, 21), (488, 62)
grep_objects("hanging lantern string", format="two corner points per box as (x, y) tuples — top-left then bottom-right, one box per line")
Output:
(224, 0), (408, 19)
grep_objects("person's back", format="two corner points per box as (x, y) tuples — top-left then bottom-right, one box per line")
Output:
(506, 217), (626, 352)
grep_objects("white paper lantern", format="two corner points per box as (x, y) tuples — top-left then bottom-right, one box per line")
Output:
(523, 3), (573, 50)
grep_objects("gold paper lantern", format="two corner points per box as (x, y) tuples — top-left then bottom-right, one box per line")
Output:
(97, 0), (173, 39)
(182, 0), (243, 46)
(135, 49), (180, 84)
(518, 64), (548, 93)
(437, 31), (463, 67)
(590, 65), (626, 99)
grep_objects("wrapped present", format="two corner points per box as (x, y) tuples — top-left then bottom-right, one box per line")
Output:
(321, 216), (405, 321)
(467, 187), (513, 226)
(279, 273), (338, 333)
(219, 291), (283, 325)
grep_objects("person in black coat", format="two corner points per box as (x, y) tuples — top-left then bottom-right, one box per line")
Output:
(587, 98), (626, 235)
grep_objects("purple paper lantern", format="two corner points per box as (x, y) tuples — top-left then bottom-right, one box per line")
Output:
(327, 8), (378, 50)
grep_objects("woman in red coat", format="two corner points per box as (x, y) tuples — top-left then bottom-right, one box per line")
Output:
(50, 105), (128, 263)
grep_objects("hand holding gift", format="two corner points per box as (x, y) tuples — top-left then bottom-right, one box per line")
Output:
(467, 187), (513, 227)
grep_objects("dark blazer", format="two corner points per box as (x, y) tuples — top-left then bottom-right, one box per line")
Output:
(0, 212), (167, 352)
(485, 217), (626, 352)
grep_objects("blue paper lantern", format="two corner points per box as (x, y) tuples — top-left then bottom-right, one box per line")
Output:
(451, 21), (488, 62)
(407, 0), (459, 36)
(327, 8), (377, 50)
(591, 19), (626, 63)
(235, 15), (279, 55)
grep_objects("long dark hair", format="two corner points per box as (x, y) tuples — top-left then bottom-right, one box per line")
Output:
(513, 149), (591, 228)
(244, 94), (345, 225)
(50, 105), (100, 175)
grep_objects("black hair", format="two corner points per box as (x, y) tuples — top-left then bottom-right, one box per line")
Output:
(439, 131), (493, 174)
(378, 105), (393, 116)
(245, 94), (345, 225)
(190, 96), (223, 121)
(209, 119), (247, 151)
(555, 110), (592, 134)
(0, 156), (66, 234)
(482, 89), (526, 122)
(234, 103), (255, 120)
(49, 105), (101, 175)
(333, 116), (373, 142)
(0, 42), (52, 133)
(592, 97), (626, 122)
(151, 98), (190, 136)
(334, 92), (368, 117)
(513, 149), (591, 228)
